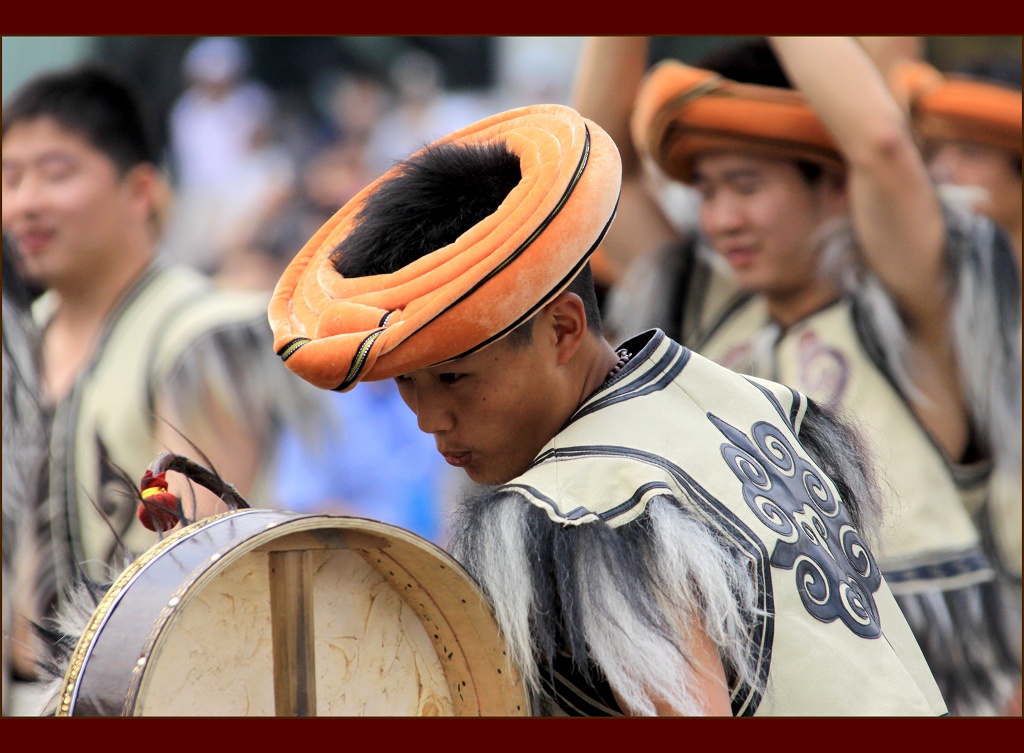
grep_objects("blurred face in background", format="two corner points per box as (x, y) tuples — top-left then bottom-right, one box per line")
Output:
(2, 117), (153, 291)
(925, 138), (1022, 238)
(692, 152), (847, 306)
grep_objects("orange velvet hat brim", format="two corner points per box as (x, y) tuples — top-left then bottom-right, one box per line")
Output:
(268, 104), (622, 392)
(889, 60), (1022, 155)
(630, 60), (844, 185)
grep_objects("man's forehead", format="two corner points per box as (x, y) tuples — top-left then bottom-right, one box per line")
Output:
(692, 151), (791, 181)
(397, 337), (513, 378)
(3, 117), (93, 157)
(2, 147), (79, 168)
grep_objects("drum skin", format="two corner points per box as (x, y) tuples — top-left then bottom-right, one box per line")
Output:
(55, 510), (531, 716)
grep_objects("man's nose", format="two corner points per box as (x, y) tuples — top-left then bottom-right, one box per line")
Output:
(701, 194), (744, 236)
(3, 174), (45, 221)
(413, 391), (455, 435)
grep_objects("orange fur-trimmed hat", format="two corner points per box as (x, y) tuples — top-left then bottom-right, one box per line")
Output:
(630, 59), (844, 185)
(269, 104), (621, 392)
(888, 60), (1022, 155)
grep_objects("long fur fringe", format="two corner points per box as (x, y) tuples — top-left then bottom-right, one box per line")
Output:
(31, 572), (123, 717)
(450, 490), (760, 716)
(849, 195), (1022, 483)
(796, 397), (886, 548)
(161, 315), (333, 460)
(3, 291), (55, 715)
(943, 199), (1022, 483)
(895, 575), (1021, 716)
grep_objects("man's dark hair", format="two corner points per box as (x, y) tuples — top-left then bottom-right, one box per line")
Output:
(333, 139), (603, 344)
(696, 37), (829, 186)
(504, 265), (602, 348)
(695, 36), (793, 90)
(2, 63), (157, 175)
(955, 57), (1022, 91)
(954, 57), (1023, 177)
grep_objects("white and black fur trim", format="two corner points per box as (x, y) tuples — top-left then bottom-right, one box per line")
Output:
(943, 199), (1022, 482)
(795, 396), (886, 548)
(30, 566), (126, 717)
(159, 315), (333, 461)
(895, 576), (1021, 716)
(849, 196), (1021, 480)
(3, 284), (55, 715)
(449, 489), (761, 716)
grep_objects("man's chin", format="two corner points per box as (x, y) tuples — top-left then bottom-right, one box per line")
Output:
(732, 272), (763, 295)
(464, 463), (521, 487)
(465, 470), (505, 486)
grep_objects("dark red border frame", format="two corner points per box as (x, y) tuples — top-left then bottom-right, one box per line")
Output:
(3, 0), (1020, 745)
(2, 0), (1022, 34)
(1, 714), (1022, 746)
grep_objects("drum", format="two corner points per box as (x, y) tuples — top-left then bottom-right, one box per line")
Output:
(55, 509), (531, 716)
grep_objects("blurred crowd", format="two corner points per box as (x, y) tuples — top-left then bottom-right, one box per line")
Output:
(2, 35), (1021, 717)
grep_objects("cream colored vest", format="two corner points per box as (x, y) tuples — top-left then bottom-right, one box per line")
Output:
(698, 298), (993, 594)
(38, 264), (271, 584)
(510, 330), (946, 716)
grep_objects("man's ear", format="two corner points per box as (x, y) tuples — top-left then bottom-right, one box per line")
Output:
(543, 291), (588, 366)
(124, 163), (170, 234)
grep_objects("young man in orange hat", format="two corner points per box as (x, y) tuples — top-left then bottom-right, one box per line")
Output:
(889, 56), (1021, 270)
(887, 51), (1023, 717)
(574, 35), (1021, 715)
(268, 103), (946, 716)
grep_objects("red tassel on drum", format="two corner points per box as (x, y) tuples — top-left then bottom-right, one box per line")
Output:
(137, 470), (181, 532)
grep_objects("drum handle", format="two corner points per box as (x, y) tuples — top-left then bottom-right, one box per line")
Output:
(147, 451), (252, 510)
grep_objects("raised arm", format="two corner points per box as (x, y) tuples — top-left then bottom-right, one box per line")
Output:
(768, 37), (947, 338)
(572, 36), (651, 179)
(571, 37), (678, 279)
(855, 36), (925, 82)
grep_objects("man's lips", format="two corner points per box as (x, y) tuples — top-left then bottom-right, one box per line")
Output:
(440, 450), (471, 468)
(14, 228), (55, 254)
(723, 246), (757, 269)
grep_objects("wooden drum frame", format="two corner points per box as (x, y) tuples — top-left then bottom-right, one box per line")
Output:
(55, 510), (530, 716)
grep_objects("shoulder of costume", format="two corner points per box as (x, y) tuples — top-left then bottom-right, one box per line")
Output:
(940, 194), (1022, 476)
(145, 263), (271, 378)
(495, 335), (810, 528)
(140, 262), (330, 438)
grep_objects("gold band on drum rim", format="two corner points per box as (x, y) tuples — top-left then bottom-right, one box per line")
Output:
(56, 511), (241, 716)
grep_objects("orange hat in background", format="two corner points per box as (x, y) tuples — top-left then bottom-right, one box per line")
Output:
(269, 104), (622, 392)
(631, 60), (844, 186)
(889, 60), (1022, 155)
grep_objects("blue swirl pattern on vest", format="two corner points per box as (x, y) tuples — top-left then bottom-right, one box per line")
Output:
(711, 414), (883, 638)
